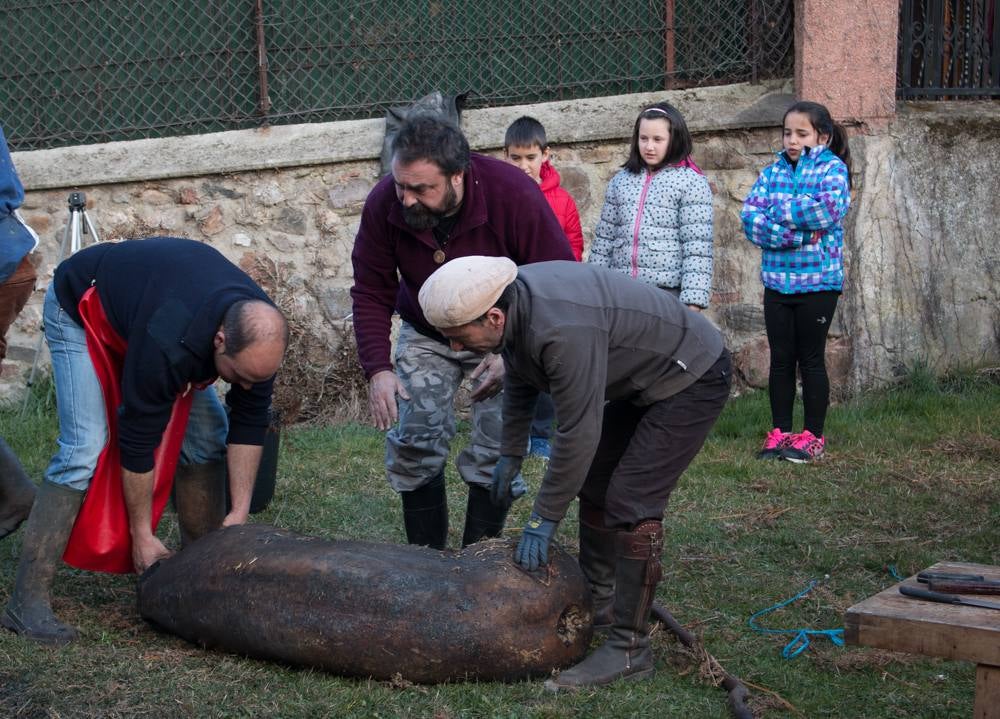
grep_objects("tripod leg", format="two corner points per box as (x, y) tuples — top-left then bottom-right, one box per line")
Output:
(82, 210), (101, 243)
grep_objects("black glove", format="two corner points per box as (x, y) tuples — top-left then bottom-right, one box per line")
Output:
(490, 455), (524, 509)
(514, 513), (558, 571)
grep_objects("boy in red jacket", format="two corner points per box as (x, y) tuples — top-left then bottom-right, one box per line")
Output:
(503, 117), (584, 459)
(504, 117), (584, 262)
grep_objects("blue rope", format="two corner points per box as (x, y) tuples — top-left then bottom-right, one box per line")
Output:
(748, 579), (845, 659)
(886, 564), (905, 581)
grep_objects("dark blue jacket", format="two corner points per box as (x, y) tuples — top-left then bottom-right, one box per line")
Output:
(0, 126), (38, 282)
(54, 237), (275, 473)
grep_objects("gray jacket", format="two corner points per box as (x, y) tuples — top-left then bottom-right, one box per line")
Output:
(499, 261), (724, 521)
(589, 166), (714, 308)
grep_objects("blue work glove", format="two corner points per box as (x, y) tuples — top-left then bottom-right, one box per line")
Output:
(490, 455), (525, 509)
(514, 513), (558, 571)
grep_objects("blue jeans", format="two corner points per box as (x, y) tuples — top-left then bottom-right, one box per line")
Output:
(43, 285), (228, 490)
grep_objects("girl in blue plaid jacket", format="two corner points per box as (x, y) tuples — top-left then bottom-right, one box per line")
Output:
(741, 101), (852, 464)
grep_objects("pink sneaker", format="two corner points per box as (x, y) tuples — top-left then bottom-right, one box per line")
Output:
(782, 430), (825, 463)
(757, 428), (792, 460)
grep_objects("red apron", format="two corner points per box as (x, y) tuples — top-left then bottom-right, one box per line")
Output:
(62, 286), (196, 574)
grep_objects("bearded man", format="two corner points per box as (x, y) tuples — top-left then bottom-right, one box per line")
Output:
(350, 115), (573, 550)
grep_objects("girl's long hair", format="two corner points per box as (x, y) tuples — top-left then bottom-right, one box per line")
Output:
(784, 101), (852, 188)
(623, 103), (693, 174)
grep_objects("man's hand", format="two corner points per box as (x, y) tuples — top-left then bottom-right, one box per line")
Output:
(490, 455), (524, 509)
(686, 304), (703, 313)
(469, 353), (505, 402)
(368, 370), (410, 431)
(222, 509), (249, 528)
(122, 467), (172, 572)
(514, 513), (558, 571)
(131, 533), (173, 574)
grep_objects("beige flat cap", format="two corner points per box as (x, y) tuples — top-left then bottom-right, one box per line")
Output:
(419, 255), (518, 328)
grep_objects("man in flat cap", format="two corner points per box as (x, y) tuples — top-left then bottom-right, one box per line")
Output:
(419, 255), (731, 691)
(350, 115), (573, 550)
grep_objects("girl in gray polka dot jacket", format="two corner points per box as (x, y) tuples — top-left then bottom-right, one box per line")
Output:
(589, 103), (714, 310)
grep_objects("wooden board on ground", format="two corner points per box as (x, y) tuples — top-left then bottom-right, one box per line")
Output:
(844, 561), (1000, 666)
(845, 561), (1000, 719)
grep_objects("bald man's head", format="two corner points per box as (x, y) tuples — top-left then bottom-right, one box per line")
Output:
(213, 300), (288, 389)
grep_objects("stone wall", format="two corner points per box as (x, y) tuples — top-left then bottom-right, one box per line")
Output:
(844, 102), (1000, 388)
(4, 82), (998, 406)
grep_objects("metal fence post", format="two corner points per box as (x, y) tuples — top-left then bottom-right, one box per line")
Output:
(255, 0), (271, 124)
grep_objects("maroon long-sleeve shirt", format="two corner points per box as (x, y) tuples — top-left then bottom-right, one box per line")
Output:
(350, 153), (574, 379)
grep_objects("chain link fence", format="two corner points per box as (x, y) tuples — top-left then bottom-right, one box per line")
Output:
(1, 0), (793, 151)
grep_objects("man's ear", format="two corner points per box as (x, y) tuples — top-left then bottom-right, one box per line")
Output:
(449, 172), (463, 191)
(214, 328), (226, 352)
(486, 307), (506, 329)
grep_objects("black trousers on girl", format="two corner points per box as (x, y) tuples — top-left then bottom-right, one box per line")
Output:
(764, 288), (839, 436)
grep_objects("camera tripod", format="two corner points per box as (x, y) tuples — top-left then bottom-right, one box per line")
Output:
(22, 192), (101, 411)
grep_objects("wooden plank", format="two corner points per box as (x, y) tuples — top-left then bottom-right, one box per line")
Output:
(975, 665), (1000, 719)
(845, 562), (1000, 666)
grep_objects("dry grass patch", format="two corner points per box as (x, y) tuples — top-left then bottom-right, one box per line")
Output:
(242, 254), (368, 426)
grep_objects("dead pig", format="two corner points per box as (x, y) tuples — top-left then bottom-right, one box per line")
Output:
(137, 523), (593, 683)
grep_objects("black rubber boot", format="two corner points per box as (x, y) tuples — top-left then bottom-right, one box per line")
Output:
(2, 481), (85, 645)
(401, 473), (448, 550)
(461, 484), (509, 547)
(545, 519), (663, 691)
(0, 438), (36, 541)
(173, 461), (226, 547)
(578, 501), (617, 631)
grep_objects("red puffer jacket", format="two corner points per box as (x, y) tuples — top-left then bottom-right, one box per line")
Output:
(538, 162), (583, 261)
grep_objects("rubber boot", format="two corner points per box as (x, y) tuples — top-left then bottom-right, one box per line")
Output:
(401, 472), (448, 550)
(0, 438), (36, 541)
(1, 481), (85, 645)
(461, 484), (509, 547)
(545, 519), (663, 691)
(173, 461), (226, 547)
(578, 501), (617, 631)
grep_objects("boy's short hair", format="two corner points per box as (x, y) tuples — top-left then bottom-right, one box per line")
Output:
(504, 116), (547, 151)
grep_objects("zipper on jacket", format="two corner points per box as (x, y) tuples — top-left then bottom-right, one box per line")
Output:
(631, 171), (656, 278)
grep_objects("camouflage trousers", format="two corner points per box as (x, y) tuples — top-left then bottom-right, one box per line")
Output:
(386, 322), (504, 493)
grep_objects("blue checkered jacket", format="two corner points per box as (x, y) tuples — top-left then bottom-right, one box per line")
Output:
(741, 146), (850, 294)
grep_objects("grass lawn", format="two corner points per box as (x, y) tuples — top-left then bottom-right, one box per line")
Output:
(1, 369), (997, 718)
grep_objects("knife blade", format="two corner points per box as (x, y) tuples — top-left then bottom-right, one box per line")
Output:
(916, 571), (986, 583)
(928, 579), (1000, 596)
(900, 584), (1000, 611)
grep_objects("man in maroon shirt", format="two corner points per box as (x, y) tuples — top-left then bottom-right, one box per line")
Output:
(350, 115), (573, 549)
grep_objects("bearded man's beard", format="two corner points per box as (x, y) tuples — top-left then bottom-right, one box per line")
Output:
(401, 182), (460, 230)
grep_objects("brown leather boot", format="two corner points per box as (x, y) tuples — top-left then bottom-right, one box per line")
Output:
(2, 481), (84, 645)
(578, 501), (616, 631)
(0, 438), (36, 541)
(173, 462), (226, 547)
(545, 519), (664, 691)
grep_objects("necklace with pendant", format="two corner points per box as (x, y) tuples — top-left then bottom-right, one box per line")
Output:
(432, 213), (457, 264)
